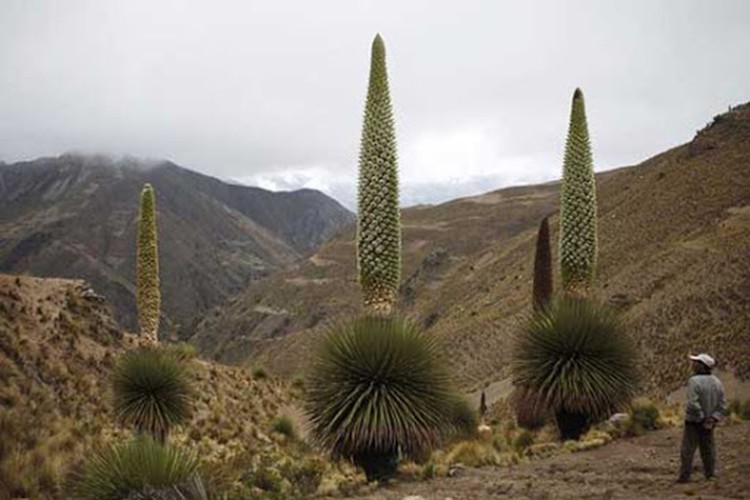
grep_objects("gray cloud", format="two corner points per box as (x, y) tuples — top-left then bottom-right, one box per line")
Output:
(1, 0), (749, 207)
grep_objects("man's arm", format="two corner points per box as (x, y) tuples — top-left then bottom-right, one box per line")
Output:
(686, 377), (705, 422)
(711, 379), (729, 421)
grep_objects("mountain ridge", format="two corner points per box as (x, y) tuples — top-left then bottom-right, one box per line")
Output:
(0, 153), (354, 332)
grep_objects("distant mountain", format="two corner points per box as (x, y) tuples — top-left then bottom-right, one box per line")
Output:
(0, 154), (354, 331)
(191, 102), (750, 395)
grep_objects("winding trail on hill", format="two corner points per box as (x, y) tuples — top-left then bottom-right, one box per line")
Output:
(354, 422), (750, 499)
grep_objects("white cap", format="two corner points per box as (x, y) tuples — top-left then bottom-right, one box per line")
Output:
(689, 353), (715, 368)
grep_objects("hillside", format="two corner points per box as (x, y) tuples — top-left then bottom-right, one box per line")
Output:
(191, 102), (750, 394)
(0, 154), (353, 332)
(0, 274), (367, 498)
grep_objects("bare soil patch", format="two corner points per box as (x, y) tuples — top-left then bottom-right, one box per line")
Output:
(355, 422), (750, 499)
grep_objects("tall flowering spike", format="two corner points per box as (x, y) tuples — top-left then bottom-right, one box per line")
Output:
(559, 88), (598, 296)
(136, 184), (160, 342)
(532, 216), (553, 311)
(356, 34), (401, 314)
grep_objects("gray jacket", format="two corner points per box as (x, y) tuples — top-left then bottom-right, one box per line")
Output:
(684, 374), (728, 423)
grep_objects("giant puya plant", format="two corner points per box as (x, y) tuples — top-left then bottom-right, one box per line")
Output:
(70, 185), (203, 497)
(306, 35), (463, 481)
(136, 183), (161, 343)
(356, 34), (401, 315)
(559, 88), (597, 297)
(512, 89), (639, 440)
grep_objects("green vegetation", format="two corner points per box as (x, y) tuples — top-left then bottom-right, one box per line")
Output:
(513, 298), (639, 440)
(306, 316), (457, 480)
(69, 437), (205, 500)
(559, 89), (598, 297)
(448, 396), (480, 438)
(112, 348), (192, 443)
(730, 399), (750, 420)
(629, 399), (661, 432)
(271, 416), (297, 440)
(252, 366), (268, 380)
(136, 184), (161, 342)
(513, 429), (535, 453)
(532, 216), (553, 310)
(356, 34), (401, 315)
(165, 341), (198, 361)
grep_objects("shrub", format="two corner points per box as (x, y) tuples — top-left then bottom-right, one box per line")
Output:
(252, 366), (268, 380)
(448, 396), (480, 439)
(112, 347), (192, 442)
(271, 416), (297, 440)
(513, 298), (639, 440)
(306, 316), (458, 480)
(279, 456), (326, 496)
(630, 399), (661, 432)
(165, 342), (198, 361)
(731, 399), (750, 420)
(513, 430), (535, 453)
(291, 376), (306, 391)
(242, 457), (284, 495)
(69, 437), (205, 500)
(445, 441), (501, 467)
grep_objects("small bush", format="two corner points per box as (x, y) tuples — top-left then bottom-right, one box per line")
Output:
(448, 397), (480, 439)
(630, 399), (660, 432)
(68, 437), (205, 499)
(279, 456), (326, 496)
(252, 366), (268, 380)
(513, 430), (535, 453)
(242, 460), (283, 494)
(291, 376), (306, 391)
(271, 416), (297, 440)
(112, 347), (192, 442)
(732, 399), (750, 420)
(445, 441), (501, 467)
(422, 461), (437, 479)
(165, 342), (198, 361)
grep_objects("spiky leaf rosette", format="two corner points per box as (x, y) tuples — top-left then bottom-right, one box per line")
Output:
(305, 316), (456, 473)
(69, 436), (205, 500)
(356, 34), (401, 314)
(136, 183), (161, 342)
(559, 89), (598, 296)
(512, 298), (639, 425)
(532, 216), (553, 311)
(112, 348), (192, 442)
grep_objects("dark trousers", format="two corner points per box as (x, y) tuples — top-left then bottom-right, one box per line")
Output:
(679, 421), (716, 479)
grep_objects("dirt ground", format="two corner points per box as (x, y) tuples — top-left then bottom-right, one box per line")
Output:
(355, 422), (750, 499)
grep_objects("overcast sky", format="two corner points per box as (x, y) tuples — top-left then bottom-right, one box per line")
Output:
(1, 1), (749, 208)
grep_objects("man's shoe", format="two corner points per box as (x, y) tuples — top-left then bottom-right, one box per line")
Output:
(676, 477), (691, 484)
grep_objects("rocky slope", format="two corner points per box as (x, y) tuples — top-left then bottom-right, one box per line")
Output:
(192, 102), (750, 395)
(0, 155), (353, 332)
(0, 274), (367, 498)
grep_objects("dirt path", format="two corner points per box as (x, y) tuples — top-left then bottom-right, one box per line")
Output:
(354, 422), (750, 499)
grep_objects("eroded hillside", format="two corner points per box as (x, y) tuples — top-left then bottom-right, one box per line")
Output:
(0, 274), (359, 498)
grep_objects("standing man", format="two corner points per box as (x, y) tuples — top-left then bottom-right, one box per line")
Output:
(677, 353), (728, 483)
